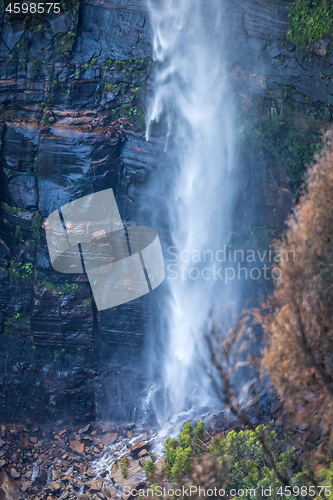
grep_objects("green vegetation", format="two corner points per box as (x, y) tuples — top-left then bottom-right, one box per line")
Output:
(104, 83), (117, 93)
(32, 210), (43, 242)
(238, 83), (325, 188)
(144, 453), (157, 480)
(103, 58), (113, 72)
(103, 79), (147, 127)
(54, 11), (78, 60)
(261, 0), (333, 50)
(82, 299), (90, 308)
(39, 278), (82, 294)
(58, 282), (81, 293)
(147, 420), (333, 500)
(16, 32), (29, 61)
(110, 103), (145, 128)
(28, 59), (41, 81)
(7, 261), (34, 283)
(243, 114), (318, 186)
(42, 113), (51, 127)
(1, 203), (20, 215)
(246, 224), (281, 247)
(54, 348), (66, 362)
(15, 225), (23, 243)
(113, 58), (152, 80)
(120, 456), (129, 479)
(163, 421), (205, 481)
(209, 427), (296, 494)
(287, 0), (333, 48)
(4, 312), (28, 329)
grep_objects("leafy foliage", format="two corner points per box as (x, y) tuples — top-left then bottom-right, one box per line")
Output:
(54, 10), (78, 60)
(110, 103), (145, 128)
(144, 453), (157, 480)
(246, 115), (317, 186)
(4, 312), (28, 329)
(120, 456), (129, 479)
(8, 261), (34, 283)
(163, 421), (205, 481)
(208, 427), (295, 495)
(147, 422), (301, 500)
(287, 0), (333, 48)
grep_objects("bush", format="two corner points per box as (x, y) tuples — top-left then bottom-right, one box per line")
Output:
(144, 453), (157, 480)
(148, 422), (299, 500)
(8, 261), (34, 283)
(258, 131), (333, 432)
(209, 427), (295, 494)
(287, 0), (333, 48)
(120, 456), (129, 479)
(163, 421), (205, 481)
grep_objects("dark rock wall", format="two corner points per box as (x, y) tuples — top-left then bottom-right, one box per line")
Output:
(224, 0), (333, 105)
(0, 0), (332, 422)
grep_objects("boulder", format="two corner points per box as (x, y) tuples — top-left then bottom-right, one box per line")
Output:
(21, 480), (31, 492)
(111, 460), (145, 488)
(45, 481), (61, 494)
(7, 174), (37, 209)
(10, 468), (19, 479)
(0, 472), (22, 499)
(34, 467), (48, 485)
(79, 423), (91, 434)
(0, 241), (10, 258)
(101, 433), (117, 446)
(86, 478), (103, 492)
(130, 440), (150, 457)
(69, 440), (85, 455)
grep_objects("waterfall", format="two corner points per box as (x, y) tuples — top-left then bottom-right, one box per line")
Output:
(146, 0), (239, 423)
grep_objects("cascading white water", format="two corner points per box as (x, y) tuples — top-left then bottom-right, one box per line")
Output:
(146, 0), (239, 422)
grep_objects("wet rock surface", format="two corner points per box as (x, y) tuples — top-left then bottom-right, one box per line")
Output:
(0, 419), (155, 500)
(0, 109), (165, 422)
(0, 0), (332, 423)
(0, 408), (280, 499)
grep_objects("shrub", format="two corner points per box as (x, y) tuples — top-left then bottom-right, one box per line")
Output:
(207, 426), (295, 495)
(144, 453), (157, 480)
(258, 131), (333, 432)
(287, 0), (333, 48)
(120, 456), (129, 479)
(163, 421), (205, 481)
(150, 422), (297, 500)
(9, 261), (34, 282)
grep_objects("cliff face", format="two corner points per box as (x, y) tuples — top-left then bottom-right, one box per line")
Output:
(0, 0), (331, 422)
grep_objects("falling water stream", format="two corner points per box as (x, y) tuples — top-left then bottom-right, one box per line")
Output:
(145, 0), (239, 424)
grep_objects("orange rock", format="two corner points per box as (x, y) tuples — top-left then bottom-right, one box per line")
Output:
(69, 440), (85, 455)
(138, 449), (148, 458)
(22, 436), (29, 448)
(101, 433), (117, 446)
(130, 441), (149, 457)
(86, 479), (103, 492)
